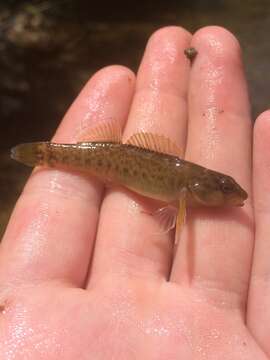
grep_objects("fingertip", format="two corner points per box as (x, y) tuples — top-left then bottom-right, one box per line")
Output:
(193, 25), (241, 49)
(96, 65), (136, 84)
(55, 65), (135, 142)
(83, 65), (136, 94)
(254, 110), (270, 150)
(148, 26), (192, 45)
(192, 25), (242, 64)
(255, 110), (270, 131)
(136, 26), (192, 96)
(188, 25), (249, 129)
(144, 26), (192, 66)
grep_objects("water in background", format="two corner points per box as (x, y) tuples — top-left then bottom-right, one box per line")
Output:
(1, 0), (269, 237)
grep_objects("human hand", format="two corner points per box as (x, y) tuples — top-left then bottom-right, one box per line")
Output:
(1, 26), (269, 359)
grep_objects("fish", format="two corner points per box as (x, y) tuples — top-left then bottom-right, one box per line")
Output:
(11, 121), (248, 235)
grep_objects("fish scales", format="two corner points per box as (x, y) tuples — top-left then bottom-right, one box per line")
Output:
(27, 142), (188, 202)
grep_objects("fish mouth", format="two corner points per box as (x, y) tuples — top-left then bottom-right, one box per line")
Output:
(231, 193), (248, 207)
(233, 186), (248, 207)
(226, 198), (245, 207)
(235, 201), (245, 207)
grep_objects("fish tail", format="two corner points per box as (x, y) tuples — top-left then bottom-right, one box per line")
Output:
(11, 142), (48, 167)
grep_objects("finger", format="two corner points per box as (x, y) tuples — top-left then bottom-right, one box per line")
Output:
(247, 111), (270, 355)
(89, 27), (192, 287)
(171, 27), (253, 310)
(0, 66), (135, 287)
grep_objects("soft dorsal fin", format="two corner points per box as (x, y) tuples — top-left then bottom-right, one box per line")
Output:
(77, 120), (122, 144)
(125, 132), (182, 157)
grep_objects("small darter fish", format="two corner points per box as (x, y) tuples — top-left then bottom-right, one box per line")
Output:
(11, 121), (248, 235)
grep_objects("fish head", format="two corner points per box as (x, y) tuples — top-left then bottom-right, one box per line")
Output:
(187, 170), (248, 207)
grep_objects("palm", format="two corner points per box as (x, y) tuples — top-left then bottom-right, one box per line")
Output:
(0, 277), (265, 359)
(1, 26), (270, 360)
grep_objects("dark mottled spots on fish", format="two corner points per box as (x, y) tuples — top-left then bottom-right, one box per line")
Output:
(85, 157), (92, 166)
(123, 167), (129, 175)
(10, 138), (248, 207)
(47, 154), (58, 166)
(177, 177), (184, 188)
(62, 155), (69, 163)
(142, 172), (147, 179)
(169, 177), (176, 188)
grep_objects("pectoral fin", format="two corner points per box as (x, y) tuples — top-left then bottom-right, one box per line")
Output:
(151, 205), (178, 234)
(147, 190), (187, 239)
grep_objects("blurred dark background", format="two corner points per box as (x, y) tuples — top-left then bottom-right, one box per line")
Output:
(0, 0), (269, 237)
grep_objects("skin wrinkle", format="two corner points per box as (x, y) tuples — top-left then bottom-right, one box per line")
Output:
(6, 201), (52, 269)
(109, 248), (168, 281)
(14, 195), (94, 268)
(190, 277), (248, 310)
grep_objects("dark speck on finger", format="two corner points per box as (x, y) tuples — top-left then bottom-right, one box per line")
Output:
(184, 47), (198, 62)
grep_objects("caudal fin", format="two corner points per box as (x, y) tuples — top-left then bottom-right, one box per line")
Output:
(11, 142), (46, 167)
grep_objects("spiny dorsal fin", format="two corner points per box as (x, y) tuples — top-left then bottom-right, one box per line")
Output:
(77, 120), (122, 144)
(125, 132), (182, 157)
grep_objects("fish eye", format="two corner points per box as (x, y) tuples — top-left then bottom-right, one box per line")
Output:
(220, 178), (233, 193)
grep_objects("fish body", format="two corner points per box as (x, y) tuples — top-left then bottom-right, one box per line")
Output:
(11, 141), (247, 207)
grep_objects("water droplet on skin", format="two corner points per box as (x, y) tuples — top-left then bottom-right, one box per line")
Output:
(210, 328), (220, 339)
